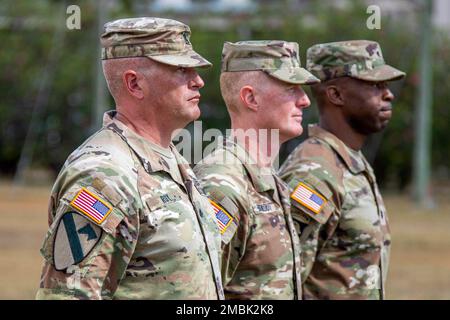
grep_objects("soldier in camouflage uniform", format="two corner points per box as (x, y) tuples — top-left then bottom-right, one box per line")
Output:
(36, 17), (224, 300)
(279, 40), (406, 299)
(194, 41), (320, 299)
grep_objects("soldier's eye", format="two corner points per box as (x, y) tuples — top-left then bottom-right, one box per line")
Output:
(374, 82), (388, 90)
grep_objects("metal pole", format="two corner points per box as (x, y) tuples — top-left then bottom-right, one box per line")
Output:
(13, 3), (66, 185)
(413, 0), (434, 208)
(92, 0), (108, 132)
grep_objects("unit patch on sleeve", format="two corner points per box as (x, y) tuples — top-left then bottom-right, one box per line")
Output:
(209, 200), (233, 234)
(291, 182), (327, 214)
(53, 212), (102, 271)
(70, 188), (112, 225)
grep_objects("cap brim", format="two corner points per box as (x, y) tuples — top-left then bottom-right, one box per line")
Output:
(353, 64), (406, 82)
(147, 50), (212, 68)
(267, 67), (320, 85)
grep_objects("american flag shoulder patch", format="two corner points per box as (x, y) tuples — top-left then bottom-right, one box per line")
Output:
(209, 200), (233, 234)
(291, 182), (327, 214)
(70, 188), (113, 224)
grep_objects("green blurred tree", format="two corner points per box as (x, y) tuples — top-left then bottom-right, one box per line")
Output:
(0, 0), (448, 190)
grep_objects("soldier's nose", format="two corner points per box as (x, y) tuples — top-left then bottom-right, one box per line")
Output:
(297, 89), (311, 109)
(190, 70), (204, 89)
(383, 88), (395, 101)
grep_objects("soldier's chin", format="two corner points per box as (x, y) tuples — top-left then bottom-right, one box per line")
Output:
(189, 105), (201, 122)
(281, 126), (303, 142)
(376, 116), (390, 130)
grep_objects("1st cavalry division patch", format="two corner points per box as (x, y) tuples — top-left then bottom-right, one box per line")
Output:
(209, 200), (233, 234)
(291, 182), (327, 214)
(53, 212), (102, 271)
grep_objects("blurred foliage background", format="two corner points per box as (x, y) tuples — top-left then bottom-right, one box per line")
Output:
(1, 0), (450, 300)
(0, 0), (449, 193)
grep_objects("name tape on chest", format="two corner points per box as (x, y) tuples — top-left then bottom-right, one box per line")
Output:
(291, 182), (327, 214)
(209, 200), (233, 234)
(70, 188), (113, 224)
(253, 203), (276, 213)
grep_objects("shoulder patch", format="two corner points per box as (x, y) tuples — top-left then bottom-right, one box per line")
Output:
(70, 188), (112, 225)
(291, 182), (327, 214)
(209, 199), (233, 234)
(53, 212), (102, 271)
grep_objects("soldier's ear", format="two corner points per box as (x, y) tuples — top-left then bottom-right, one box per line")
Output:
(325, 85), (344, 106)
(123, 70), (145, 100)
(239, 85), (258, 112)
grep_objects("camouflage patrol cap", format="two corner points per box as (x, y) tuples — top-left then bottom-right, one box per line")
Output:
(101, 17), (211, 68)
(221, 40), (320, 85)
(307, 40), (405, 82)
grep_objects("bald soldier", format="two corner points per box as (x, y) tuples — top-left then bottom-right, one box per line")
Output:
(279, 40), (406, 299)
(36, 17), (224, 300)
(194, 41), (320, 299)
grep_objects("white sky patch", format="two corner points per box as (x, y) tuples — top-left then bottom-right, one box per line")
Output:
(153, 0), (191, 11)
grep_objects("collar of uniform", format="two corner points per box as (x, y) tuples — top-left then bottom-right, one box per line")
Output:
(308, 124), (366, 174)
(223, 137), (275, 193)
(172, 146), (197, 183)
(102, 111), (181, 179)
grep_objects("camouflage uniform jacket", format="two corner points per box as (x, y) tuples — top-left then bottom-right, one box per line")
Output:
(279, 124), (391, 300)
(36, 111), (224, 300)
(194, 138), (302, 300)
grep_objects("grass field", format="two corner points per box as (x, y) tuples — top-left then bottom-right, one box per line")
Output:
(0, 181), (449, 299)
